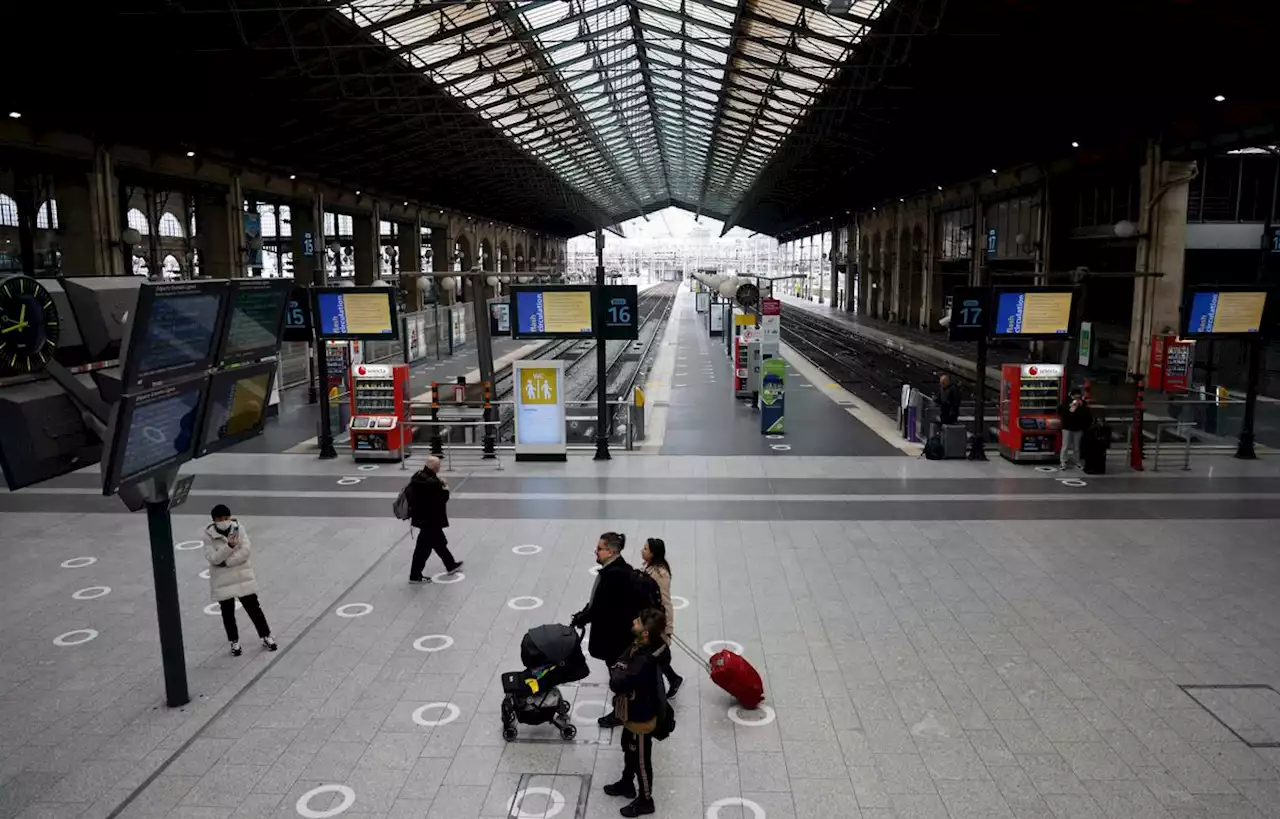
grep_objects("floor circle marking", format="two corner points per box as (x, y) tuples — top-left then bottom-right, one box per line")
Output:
(356, 464), (379, 471)
(335, 603), (373, 618)
(671, 595), (689, 610)
(60, 557), (97, 569)
(770, 444), (792, 451)
(175, 541), (203, 551)
(512, 544), (543, 555)
(766, 434), (784, 440)
(205, 601), (242, 615)
(72, 586), (111, 600)
(727, 704), (776, 727)
(1035, 466), (1058, 473)
(1060, 478), (1088, 487)
(431, 571), (466, 584)
(413, 634), (455, 653)
(411, 702), (460, 727)
(570, 698), (611, 725)
(707, 798), (766, 819)
(336, 477), (362, 486)
(295, 785), (355, 819)
(507, 786), (565, 819)
(507, 596), (544, 611)
(703, 639), (744, 656)
(53, 629), (98, 647)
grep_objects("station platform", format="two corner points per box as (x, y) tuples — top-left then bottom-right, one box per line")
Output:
(6, 449), (1280, 819)
(646, 291), (901, 457)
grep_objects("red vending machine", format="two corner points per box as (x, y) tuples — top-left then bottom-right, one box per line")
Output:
(348, 363), (412, 461)
(997, 363), (1066, 463)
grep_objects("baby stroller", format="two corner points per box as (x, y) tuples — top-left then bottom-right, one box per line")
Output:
(501, 623), (590, 741)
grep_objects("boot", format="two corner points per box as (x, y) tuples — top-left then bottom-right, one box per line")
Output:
(620, 796), (655, 817)
(603, 778), (636, 799)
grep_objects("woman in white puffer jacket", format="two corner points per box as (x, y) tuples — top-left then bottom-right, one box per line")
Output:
(203, 503), (277, 657)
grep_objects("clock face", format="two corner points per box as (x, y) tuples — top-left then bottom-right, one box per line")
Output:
(0, 276), (60, 375)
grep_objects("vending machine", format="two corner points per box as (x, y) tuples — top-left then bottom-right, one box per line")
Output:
(997, 363), (1066, 463)
(348, 362), (412, 460)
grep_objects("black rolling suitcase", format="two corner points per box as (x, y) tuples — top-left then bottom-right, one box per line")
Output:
(1081, 424), (1109, 475)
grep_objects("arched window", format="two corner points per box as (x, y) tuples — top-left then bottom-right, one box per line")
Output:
(158, 212), (184, 238)
(0, 194), (17, 227)
(127, 208), (150, 235)
(36, 200), (59, 230)
(276, 205), (292, 238)
(161, 254), (182, 279)
(258, 208), (277, 239)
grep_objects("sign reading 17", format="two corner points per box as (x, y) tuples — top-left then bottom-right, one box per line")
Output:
(958, 300), (982, 326)
(606, 299), (631, 324)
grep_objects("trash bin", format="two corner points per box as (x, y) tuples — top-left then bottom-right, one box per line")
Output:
(1082, 423), (1109, 474)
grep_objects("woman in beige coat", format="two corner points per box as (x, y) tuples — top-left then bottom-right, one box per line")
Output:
(641, 538), (683, 698)
(203, 504), (276, 656)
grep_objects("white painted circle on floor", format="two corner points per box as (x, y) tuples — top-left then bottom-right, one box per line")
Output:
(1060, 478), (1087, 487)
(413, 634), (455, 653)
(671, 596), (689, 610)
(336, 477), (362, 486)
(703, 640), (744, 656)
(507, 596), (543, 611)
(412, 702), (460, 727)
(431, 571), (465, 584)
(1035, 466), (1058, 473)
(72, 586), (111, 600)
(512, 544), (543, 555)
(357, 464), (379, 471)
(295, 784), (355, 819)
(707, 797), (766, 819)
(770, 444), (791, 451)
(766, 435), (784, 440)
(199, 569), (210, 579)
(60, 557), (97, 569)
(508, 786), (565, 819)
(205, 601), (242, 615)
(570, 699), (611, 725)
(175, 541), (203, 551)
(335, 603), (373, 618)
(728, 704), (776, 727)
(53, 629), (98, 647)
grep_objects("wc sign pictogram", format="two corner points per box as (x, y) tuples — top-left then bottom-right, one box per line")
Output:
(519, 368), (557, 405)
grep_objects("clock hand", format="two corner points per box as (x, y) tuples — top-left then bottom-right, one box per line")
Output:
(1, 321), (28, 334)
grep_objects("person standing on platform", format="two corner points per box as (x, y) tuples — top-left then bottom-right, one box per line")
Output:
(641, 538), (683, 698)
(604, 607), (668, 817)
(203, 504), (277, 657)
(406, 456), (464, 584)
(572, 532), (634, 728)
(1059, 389), (1092, 470)
(938, 374), (961, 426)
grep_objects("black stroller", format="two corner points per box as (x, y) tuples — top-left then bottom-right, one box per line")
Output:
(501, 624), (590, 741)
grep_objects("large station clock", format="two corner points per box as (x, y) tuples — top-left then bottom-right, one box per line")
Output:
(0, 275), (61, 375)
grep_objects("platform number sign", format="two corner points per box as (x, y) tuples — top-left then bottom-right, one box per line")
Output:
(282, 286), (313, 342)
(600, 284), (639, 340)
(948, 286), (992, 342)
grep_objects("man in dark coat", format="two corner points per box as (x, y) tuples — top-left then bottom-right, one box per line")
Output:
(938, 374), (961, 426)
(406, 456), (463, 583)
(571, 531), (635, 728)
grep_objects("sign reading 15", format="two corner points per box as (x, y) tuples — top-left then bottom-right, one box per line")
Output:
(606, 299), (631, 324)
(285, 300), (307, 328)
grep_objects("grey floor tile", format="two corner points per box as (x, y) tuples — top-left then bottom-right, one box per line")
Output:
(1085, 781), (1174, 819)
(790, 778), (860, 819)
(1054, 742), (1136, 781)
(1016, 754), (1087, 796)
(781, 741), (846, 780)
(934, 780), (1015, 819)
(875, 754), (936, 795)
(737, 752), (790, 793)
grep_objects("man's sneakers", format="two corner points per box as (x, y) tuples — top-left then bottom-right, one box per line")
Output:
(263, 636), (278, 651)
(620, 797), (655, 817)
(603, 779), (635, 799)
(598, 713), (622, 728)
(447, 561), (465, 575)
(409, 577), (432, 585)
(230, 642), (242, 657)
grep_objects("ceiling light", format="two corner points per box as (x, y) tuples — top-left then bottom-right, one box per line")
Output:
(289, 174), (297, 180)
(8, 111), (20, 119)
(936, 185), (943, 191)
(1214, 94), (1226, 102)
(186, 151), (195, 158)
(990, 168), (997, 174)
(403, 201), (409, 206)
(1071, 141), (1080, 148)
(899, 197), (904, 202)
(356, 190), (361, 195)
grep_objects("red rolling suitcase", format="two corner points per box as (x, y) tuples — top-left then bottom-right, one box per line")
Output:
(671, 635), (765, 709)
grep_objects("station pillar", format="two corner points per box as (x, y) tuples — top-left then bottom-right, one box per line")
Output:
(194, 184), (242, 279)
(431, 226), (455, 306)
(290, 195), (324, 286)
(353, 207), (379, 285)
(54, 149), (122, 276)
(1127, 151), (1195, 375)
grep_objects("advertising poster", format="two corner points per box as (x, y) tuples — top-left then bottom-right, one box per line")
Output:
(244, 212), (263, 268)
(709, 303), (725, 334)
(513, 359), (566, 459)
(760, 357), (785, 434)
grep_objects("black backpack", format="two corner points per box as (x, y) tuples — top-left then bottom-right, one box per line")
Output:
(630, 568), (663, 613)
(922, 435), (945, 460)
(651, 646), (676, 741)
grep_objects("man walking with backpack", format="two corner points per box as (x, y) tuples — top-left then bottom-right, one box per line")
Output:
(572, 531), (654, 728)
(400, 456), (463, 584)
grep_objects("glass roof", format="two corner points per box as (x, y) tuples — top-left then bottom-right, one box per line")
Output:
(341, 0), (887, 223)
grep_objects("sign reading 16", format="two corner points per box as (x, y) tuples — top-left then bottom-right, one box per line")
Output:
(607, 300), (631, 324)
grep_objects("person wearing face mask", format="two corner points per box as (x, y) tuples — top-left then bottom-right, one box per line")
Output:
(203, 504), (276, 657)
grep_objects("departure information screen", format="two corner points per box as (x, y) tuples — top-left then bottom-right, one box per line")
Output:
(219, 280), (290, 365)
(513, 288), (593, 337)
(134, 292), (224, 376)
(109, 379), (205, 490)
(198, 364), (274, 456)
(1185, 290), (1267, 335)
(993, 291), (1073, 336)
(315, 290), (397, 338)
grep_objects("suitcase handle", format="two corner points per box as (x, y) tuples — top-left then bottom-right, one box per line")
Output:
(669, 633), (712, 673)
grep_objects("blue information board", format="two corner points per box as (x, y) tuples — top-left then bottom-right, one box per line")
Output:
(510, 286), (594, 338)
(992, 290), (1074, 337)
(515, 290), (548, 335)
(1184, 290), (1267, 336)
(311, 289), (398, 340)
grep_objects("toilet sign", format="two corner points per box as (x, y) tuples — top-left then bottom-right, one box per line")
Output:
(513, 359), (566, 460)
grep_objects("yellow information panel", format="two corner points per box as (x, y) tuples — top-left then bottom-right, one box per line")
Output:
(341, 293), (394, 335)
(1019, 292), (1073, 335)
(1212, 292), (1267, 334)
(224, 373), (271, 436)
(519, 367), (558, 405)
(542, 291), (593, 335)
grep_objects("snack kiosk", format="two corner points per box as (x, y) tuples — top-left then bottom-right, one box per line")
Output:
(348, 362), (411, 460)
(997, 363), (1065, 462)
